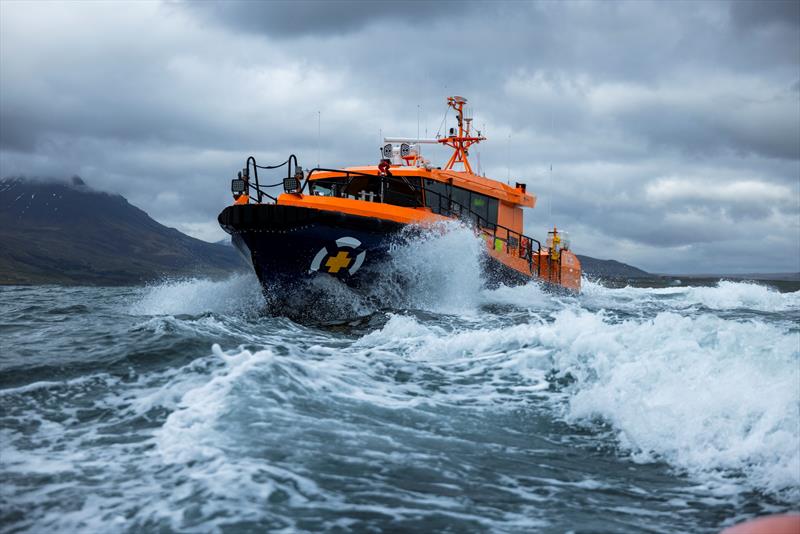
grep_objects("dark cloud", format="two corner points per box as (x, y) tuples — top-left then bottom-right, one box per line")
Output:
(0, 111), (39, 152)
(1, 0), (798, 271)
(730, 0), (800, 30)
(184, 0), (463, 38)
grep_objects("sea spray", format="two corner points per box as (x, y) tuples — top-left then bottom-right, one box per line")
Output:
(130, 274), (264, 316)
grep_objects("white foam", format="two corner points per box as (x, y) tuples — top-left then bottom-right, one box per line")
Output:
(156, 343), (273, 464)
(481, 279), (560, 309)
(543, 309), (800, 499)
(681, 280), (799, 311)
(376, 222), (486, 314)
(129, 274), (264, 316)
(582, 279), (800, 313)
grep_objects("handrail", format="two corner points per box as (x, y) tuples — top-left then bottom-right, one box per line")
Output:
(244, 155), (298, 203)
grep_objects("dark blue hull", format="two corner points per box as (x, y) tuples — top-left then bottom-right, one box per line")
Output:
(218, 204), (533, 304)
(220, 204), (408, 289)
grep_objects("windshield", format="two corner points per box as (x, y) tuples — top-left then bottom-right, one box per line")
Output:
(309, 175), (422, 207)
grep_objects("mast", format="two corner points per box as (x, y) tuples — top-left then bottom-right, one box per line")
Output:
(438, 96), (486, 173)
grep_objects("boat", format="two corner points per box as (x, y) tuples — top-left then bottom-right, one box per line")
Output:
(218, 96), (581, 304)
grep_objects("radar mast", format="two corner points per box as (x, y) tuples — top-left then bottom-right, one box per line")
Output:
(439, 96), (485, 173)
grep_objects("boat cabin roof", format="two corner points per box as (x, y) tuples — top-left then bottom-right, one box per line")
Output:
(310, 166), (536, 208)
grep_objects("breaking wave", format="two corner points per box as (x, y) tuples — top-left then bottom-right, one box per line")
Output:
(581, 278), (800, 314)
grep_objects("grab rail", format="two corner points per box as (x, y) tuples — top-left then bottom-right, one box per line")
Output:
(242, 155), (299, 203)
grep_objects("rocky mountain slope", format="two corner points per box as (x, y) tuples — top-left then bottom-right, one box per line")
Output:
(0, 176), (244, 285)
(576, 255), (650, 279)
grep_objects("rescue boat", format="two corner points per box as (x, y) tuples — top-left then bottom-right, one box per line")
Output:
(218, 96), (581, 303)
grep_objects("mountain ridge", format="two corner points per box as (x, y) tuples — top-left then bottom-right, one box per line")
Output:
(0, 176), (245, 285)
(576, 254), (650, 279)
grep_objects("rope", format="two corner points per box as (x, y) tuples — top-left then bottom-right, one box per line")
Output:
(435, 105), (450, 138)
(254, 159), (289, 170)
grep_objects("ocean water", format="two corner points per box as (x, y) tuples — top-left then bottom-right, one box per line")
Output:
(1, 228), (799, 533)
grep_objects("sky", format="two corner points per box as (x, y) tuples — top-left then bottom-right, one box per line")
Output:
(1, 0), (798, 274)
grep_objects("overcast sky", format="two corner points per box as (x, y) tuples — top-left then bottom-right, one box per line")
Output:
(1, 0), (798, 274)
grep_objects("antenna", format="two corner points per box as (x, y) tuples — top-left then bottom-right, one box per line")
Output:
(506, 132), (511, 183)
(316, 110), (321, 168)
(417, 104), (421, 160)
(549, 106), (554, 225)
(549, 164), (553, 223)
(417, 104), (420, 140)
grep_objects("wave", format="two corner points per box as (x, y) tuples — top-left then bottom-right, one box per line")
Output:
(545, 308), (800, 500)
(582, 279), (800, 313)
(123, 267), (800, 505)
(355, 308), (800, 501)
(124, 265), (799, 506)
(679, 280), (800, 311)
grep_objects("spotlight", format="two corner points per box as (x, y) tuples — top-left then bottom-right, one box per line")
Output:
(231, 178), (246, 199)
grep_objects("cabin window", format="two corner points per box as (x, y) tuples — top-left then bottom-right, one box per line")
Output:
(467, 193), (498, 227)
(470, 194), (488, 223)
(424, 179), (449, 214)
(423, 180), (499, 227)
(450, 187), (471, 216)
(310, 179), (337, 197)
(486, 197), (498, 226)
(310, 176), (382, 202)
(384, 176), (422, 207)
(344, 176), (381, 201)
(310, 175), (423, 206)
(309, 176), (501, 222)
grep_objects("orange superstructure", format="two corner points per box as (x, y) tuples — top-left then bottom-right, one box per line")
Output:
(219, 96), (581, 296)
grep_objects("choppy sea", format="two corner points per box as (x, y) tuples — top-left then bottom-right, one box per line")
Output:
(1, 228), (798, 533)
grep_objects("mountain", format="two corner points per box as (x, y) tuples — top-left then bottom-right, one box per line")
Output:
(0, 176), (245, 285)
(576, 254), (650, 279)
(669, 272), (800, 282)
